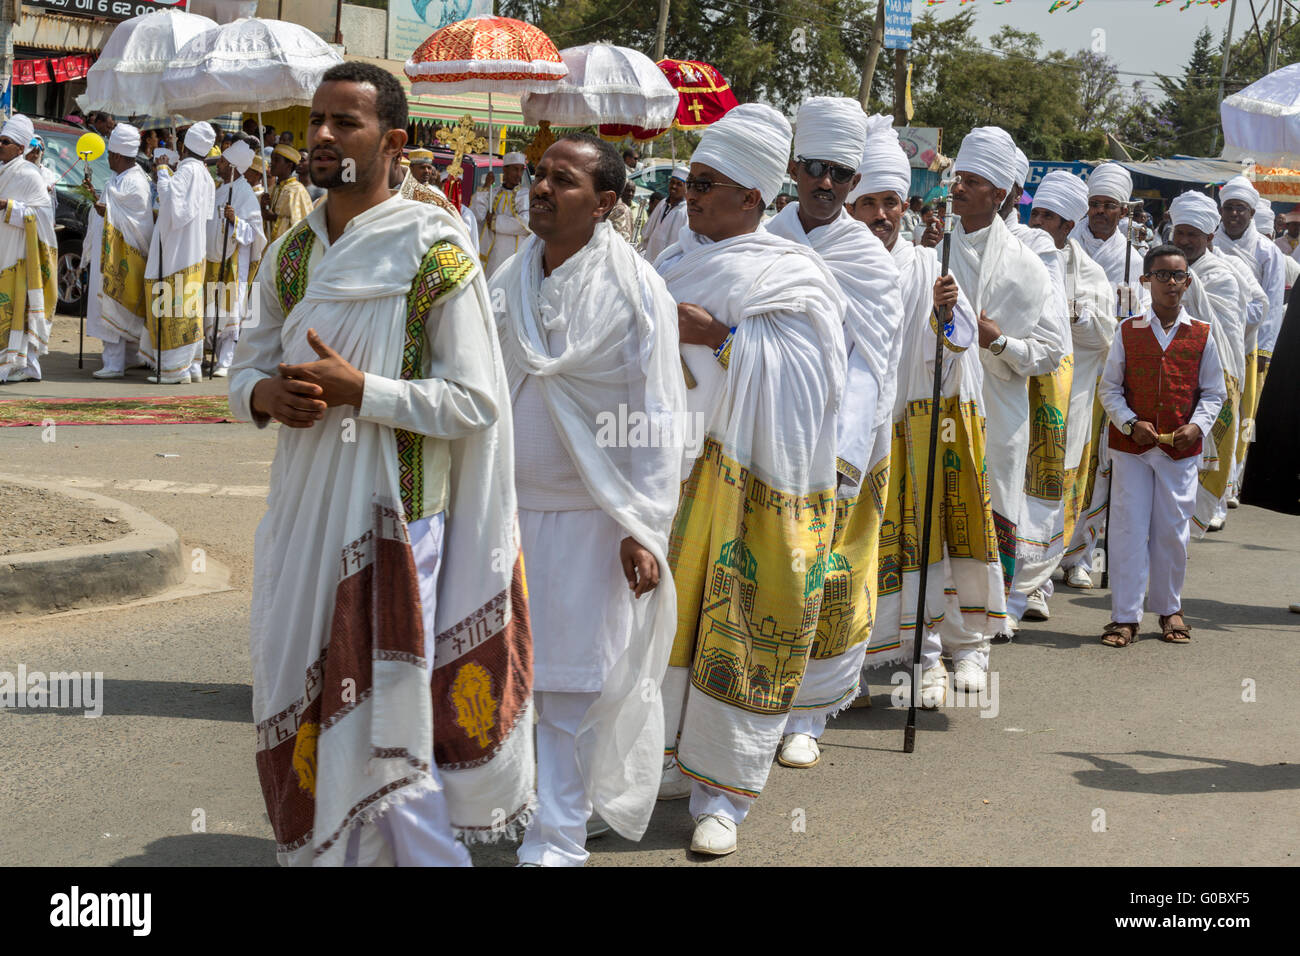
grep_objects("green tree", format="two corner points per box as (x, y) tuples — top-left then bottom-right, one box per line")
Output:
(1149, 25), (1221, 157)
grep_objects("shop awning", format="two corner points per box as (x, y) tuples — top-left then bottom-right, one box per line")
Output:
(346, 54), (533, 131)
(1118, 157), (1245, 185)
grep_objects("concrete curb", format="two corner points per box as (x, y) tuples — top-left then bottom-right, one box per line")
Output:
(0, 474), (183, 614)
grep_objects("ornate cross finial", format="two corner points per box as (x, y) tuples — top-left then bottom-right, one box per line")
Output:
(436, 114), (487, 181)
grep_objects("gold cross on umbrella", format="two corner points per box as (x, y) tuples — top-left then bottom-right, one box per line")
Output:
(687, 99), (705, 123)
(436, 114), (487, 180)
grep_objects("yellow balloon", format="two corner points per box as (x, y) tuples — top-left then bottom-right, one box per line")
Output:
(76, 132), (105, 162)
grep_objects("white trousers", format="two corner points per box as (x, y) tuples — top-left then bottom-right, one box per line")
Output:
(1109, 449), (1198, 625)
(784, 710), (828, 738)
(341, 512), (470, 867)
(689, 782), (754, 825)
(517, 690), (600, 867)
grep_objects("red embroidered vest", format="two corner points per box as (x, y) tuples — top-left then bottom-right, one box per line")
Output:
(1108, 317), (1209, 460)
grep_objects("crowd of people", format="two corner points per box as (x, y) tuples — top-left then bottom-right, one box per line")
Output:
(2, 59), (1292, 867)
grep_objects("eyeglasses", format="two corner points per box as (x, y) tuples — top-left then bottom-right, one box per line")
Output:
(796, 157), (856, 184)
(1147, 269), (1189, 283)
(1088, 199), (1122, 213)
(684, 178), (751, 195)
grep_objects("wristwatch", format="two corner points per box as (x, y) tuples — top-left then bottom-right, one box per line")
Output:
(1120, 417), (1137, 436)
(989, 334), (1008, 355)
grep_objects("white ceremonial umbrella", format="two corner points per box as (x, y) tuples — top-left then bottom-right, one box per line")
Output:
(162, 17), (343, 120)
(519, 43), (678, 132)
(162, 17), (342, 189)
(81, 7), (218, 118)
(1221, 63), (1300, 167)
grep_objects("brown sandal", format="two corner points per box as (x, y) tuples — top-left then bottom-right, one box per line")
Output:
(1101, 621), (1138, 647)
(1159, 613), (1191, 643)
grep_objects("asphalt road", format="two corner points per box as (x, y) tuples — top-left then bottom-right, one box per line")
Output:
(1, 321), (1297, 867)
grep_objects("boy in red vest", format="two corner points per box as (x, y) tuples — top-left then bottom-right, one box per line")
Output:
(1097, 244), (1227, 646)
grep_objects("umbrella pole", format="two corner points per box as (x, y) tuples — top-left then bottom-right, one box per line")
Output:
(488, 94), (495, 214)
(259, 110), (268, 192)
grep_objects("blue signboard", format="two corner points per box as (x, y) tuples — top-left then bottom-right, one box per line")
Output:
(1025, 160), (1094, 194)
(883, 0), (913, 51)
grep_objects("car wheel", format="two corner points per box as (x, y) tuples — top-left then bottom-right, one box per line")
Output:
(57, 241), (85, 314)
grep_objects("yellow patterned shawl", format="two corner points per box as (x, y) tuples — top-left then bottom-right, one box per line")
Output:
(0, 200), (56, 375)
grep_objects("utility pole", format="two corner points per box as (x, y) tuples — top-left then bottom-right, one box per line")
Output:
(0, 0), (15, 121)
(1215, 0), (1239, 154)
(654, 0), (670, 63)
(859, 0), (885, 109)
(893, 48), (907, 126)
(1267, 0), (1284, 73)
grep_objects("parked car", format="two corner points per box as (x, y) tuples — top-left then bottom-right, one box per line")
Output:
(629, 160), (678, 198)
(33, 119), (115, 315)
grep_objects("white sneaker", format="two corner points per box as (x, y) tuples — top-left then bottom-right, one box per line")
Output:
(1023, 588), (1050, 621)
(1226, 496), (1239, 509)
(586, 814), (612, 840)
(212, 366), (229, 378)
(1065, 566), (1093, 589)
(777, 732), (820, 768)
(1208, 516), (1225, 532)
(919, 663), (948, 710)
(92, 367), (125, 379)
(657, 755), (692, 801)
(4, 370), (30, 383)
(690, 813), (737, 856)
(147, 373), (191, 385)
(953, 659), (987, 695)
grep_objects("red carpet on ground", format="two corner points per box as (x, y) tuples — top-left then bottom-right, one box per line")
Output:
(0, 395), (239, 427)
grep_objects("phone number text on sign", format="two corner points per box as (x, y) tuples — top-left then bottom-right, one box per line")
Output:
(25, 0), (188, 24)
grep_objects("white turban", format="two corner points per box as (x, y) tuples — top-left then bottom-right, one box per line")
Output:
(1087, 162), (1132, 203)
(1031, 169), (1088, 223)
(503, 151), (527, 167)
(691, 102), (792, 205)
(671, 165), (689, 181)
(108, 123), (140, 158)
(1253, 203), (1276, 236)
(184, 122), (216, 157)
(954, 126), (1017, 193)
(1219, 174), (1259, 210)
(1, 114), (34, 149)
(793, 96), (867, 171)
(847, 113), (910, 204)
(1012, 147), (1030, 188)
(223, 139), (254, 174)
(1170, 191), (1220, 235)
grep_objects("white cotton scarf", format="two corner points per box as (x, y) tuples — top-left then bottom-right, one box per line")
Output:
(492, 222), (686, 841)
(765, 203), (903, 486)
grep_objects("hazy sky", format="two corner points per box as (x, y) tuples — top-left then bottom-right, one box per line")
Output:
(922, 0), (1240, 93)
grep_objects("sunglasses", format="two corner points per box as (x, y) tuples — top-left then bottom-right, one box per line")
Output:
(797, 157), (856, 184)
(684, 178), (751, 195)
(1146, 269), (1189, 283)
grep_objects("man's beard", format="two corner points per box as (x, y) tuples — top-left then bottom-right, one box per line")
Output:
(310, 146), (379, 190)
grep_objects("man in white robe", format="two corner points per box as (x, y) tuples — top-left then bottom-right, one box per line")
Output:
(764, 100), (903, 767)
(1027, 172), (1117, 610)
(470, 151), (530, 278)
(946, 127), (1067, 693)
(844, 121), (1002, 711)
(1061, 162), (1150, 588)
(640, 166), (688, 263)
(206, 140), (266, 378)
(492, 133), (685, 867)
(998, 150), (1075, 631)
(1168, 191), (1262, 535)
(84, 124), (154, 379)
(0, 114), (57, 383)
(1215, 176), (1286, 504)
(230, 61), (533, 867)
(143, 122), (215, 383)
(654, 103), (847, 857)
